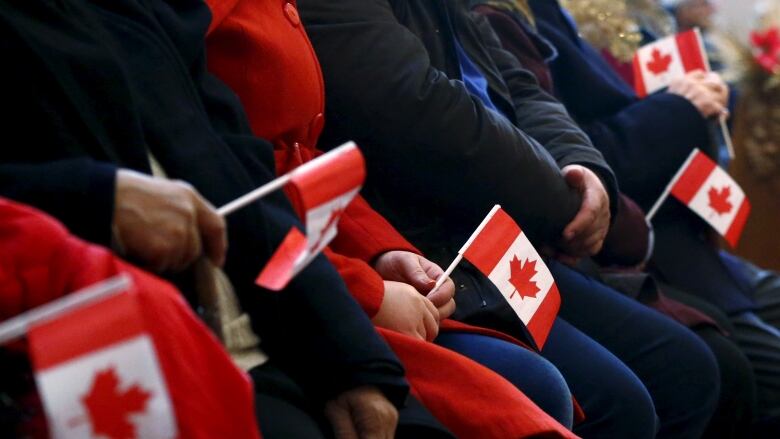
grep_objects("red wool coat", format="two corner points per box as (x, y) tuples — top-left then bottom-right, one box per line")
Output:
(0, 199), (261, 439)
(204, 0), (579, 437)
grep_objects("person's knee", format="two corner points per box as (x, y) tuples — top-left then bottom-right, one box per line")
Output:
(582, 364), (659, 439)
(436, 333), (574, 427)
(674, 327), (721, 417)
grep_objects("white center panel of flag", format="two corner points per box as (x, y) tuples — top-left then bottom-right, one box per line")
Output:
(485, 232), (554, 325)
(638, 36), (685, 94)
(36, 335), (177, 439)
(687, 166), (746, 235)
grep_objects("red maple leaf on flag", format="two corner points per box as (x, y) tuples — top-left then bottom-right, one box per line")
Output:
(81, 367), (152, 439)
(708, 185), (733, 215)
(646, 48), (673, 75)
(508, 256), (541, 300)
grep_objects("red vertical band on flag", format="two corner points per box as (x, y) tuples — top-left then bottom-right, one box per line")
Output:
(463, 209), (521, 275)
(30, 292), (144, 370)
(256, 227), (308, 291)
(724, 200), (751, 248)
(670, 151), (716, 204)
(676, 30), (708, 73)
(525, 284), (560, 349)
(633, 56), (648, 98)
(290, 143), (366, 209)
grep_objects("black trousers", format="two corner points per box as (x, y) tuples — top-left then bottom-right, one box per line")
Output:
(249, 362), (455, 439)
(662, 284), (759, 439)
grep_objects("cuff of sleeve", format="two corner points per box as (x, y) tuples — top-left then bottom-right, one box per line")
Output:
(84, 162), (119, 245)
(323, 248), (386, 318)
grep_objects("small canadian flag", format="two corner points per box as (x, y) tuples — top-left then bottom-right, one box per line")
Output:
(256, 142), (365, 290)
(30, 291), (177, 439)
(668, 148), (751, 247)
(633, 29), (709, 98)
(460, 206), (560, 348)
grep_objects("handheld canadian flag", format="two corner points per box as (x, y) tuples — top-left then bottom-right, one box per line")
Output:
(30, 290), (178, 439)
(255, 142), (365, 290)
(433, 206), (560, 349)
(647, 148), (751, 247)
(633, 29), (708, 98)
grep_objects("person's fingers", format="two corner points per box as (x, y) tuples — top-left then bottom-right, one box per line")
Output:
(399, 255), (436, 293)
(325, 402), (360, 439)
(427, 277), (455, 308)
(421, 298), (440, 341)
(437, 298), (456, 320)
(688, 69), (707, 79)
(420, 257), (445, 279)
(562, 198), (596, 242)
(563, 166), (586, 191)
(193, 193), (228, 267)
(583, 232), (606, 256)
(171, 216), (202, 272)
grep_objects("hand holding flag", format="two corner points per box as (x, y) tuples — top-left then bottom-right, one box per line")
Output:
(633, 28), (735, 159)
(431, 206), (560, 349)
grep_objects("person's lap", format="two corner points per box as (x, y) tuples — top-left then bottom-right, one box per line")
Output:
(435, 331), (574, 429)
(549, 260), (720, 439)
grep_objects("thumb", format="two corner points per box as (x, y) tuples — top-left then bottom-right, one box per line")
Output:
(563, 166), (585, 190)
(400, 256), (437, 293)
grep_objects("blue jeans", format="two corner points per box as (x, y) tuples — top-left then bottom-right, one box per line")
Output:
(435, 332), (574, 429)
(548, 261), (720, 439)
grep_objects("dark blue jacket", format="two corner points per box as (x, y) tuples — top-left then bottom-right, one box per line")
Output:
(529, 0), (713, 210)
(528, 0), (754, 313)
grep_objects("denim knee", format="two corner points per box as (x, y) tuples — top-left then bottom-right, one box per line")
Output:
(435, 332), (574, 428)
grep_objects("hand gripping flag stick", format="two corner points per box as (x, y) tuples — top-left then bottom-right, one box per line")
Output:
(216, 142), (360, 217)
(694, 28), (736, 161)
(0, 274), (132, 345)
(428, 205), (503, 296)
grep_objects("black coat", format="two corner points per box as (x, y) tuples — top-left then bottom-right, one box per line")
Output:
(299, 0), (617, 251)
(0, 0), (408, 404)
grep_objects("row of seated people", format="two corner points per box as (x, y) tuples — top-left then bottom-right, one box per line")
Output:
(1, 0), (779, 437)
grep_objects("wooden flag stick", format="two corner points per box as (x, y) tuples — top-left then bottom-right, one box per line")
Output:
(0, 274), (132, 345)
(217, 173), (292, 217)
(427, 205), (502, 296)
(719, 118), (736, 160)
(646, 149), (699, 222)
(427, 254), (463, 297)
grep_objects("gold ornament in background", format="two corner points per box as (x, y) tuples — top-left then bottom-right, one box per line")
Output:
(729, 2), (780, 186)
(626, 0), (676, 38)
(560, 0), (643, 62)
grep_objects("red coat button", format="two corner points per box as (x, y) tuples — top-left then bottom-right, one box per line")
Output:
(284, 2), (300, 27)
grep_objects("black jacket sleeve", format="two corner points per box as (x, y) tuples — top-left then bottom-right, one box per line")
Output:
(299, 0), (582, 244)
(0, 159), (117, 246)
(469, 11), (619, 215)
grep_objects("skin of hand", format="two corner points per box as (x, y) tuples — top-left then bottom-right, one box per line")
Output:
(701, 71), (729, 114)
(668, 71), (728, 119)
(372, 281), (440, 341)
(374, 250), (456, 319)
(113, 169), (227, 273)
(324, 386), (399, 439)
(558, 164), (611, 265)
